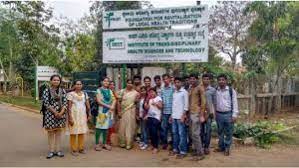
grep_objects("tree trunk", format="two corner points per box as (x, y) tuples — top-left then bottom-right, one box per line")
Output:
(8, 38), (14, 82)
(276, 76), (282, 113)
(250, 77), (257, 119)
(266, 77), (274, 118)
(231, 56), (236, 70)
(267, 75), (280, 118)
(0, 59), (8, 94)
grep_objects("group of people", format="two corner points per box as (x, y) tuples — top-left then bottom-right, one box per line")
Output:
(41, 73), (239, 161)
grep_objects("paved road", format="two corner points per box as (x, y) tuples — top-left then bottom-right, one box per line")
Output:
(0, 103), (299, 167)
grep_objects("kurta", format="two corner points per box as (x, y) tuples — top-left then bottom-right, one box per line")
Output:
(95, 88), (115, 129)
(42, 88), (67, 131)
(67, 91), (89, 134)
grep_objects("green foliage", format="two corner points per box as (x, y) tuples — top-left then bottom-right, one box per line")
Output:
(244, 1), (299, 78)
(1, 1), (63, 89)
(234, 121), (288, 148)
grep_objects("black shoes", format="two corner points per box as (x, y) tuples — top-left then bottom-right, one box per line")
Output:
(46, 151), (64, 159)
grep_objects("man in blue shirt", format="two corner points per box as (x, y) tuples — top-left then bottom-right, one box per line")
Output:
(160, 74), (174, 150)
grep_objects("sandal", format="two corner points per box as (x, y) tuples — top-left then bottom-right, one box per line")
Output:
(79, 149), (87, 154)
(94, 144), (102, 151)
(103, 144), (112, 151)
(71, 151), (79, 156)
(126, 145), (132, 150)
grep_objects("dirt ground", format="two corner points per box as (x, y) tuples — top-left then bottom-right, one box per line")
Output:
(0, 103), (299, 167)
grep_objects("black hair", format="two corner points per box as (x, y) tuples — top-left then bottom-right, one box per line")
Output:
(99, 77), (110, 87)
(189, 73), (198, 79)
(143, 76), (151, 81)
(154, 75), (161, 81)
(162, 73), (170, 79)
(50, 74), (62, 87)
(73, 80), (83, 86)
(148, 87), (157, 93)
(202, 73), (213, 80)
(174, 77), (183, 82)
(109, 80), (115, 84)
(127, 79), (133, 83)
(133, 75), (141, 80)
(217, 73), (228, 80)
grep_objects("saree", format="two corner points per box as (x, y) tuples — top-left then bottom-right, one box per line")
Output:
(118, 89), (138, 148)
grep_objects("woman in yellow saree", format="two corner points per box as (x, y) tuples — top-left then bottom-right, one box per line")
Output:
(118, 79), (139, 150)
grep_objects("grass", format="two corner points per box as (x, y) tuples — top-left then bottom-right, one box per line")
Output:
(0, 95), (40, 110)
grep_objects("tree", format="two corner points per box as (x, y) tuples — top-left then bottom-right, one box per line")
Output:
(0, 5), (22, 93)
(1, 1), (63, 91)
(245, 1), (299, 116)
(209, 1), (254, 70)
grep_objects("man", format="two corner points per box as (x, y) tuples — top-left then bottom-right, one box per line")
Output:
(133, 75), (142, 93)
(160, 74), (174, 150)
(143, 76), (152, 92)
(201, 73), (216, 155)
(154, 75), (162, 97)
(184, 76), (190, 90)
(188, 74), (206, 161)
(215, 74), (239, 156)
(169, 77), (189, 159)
(170, 75), (175, 87)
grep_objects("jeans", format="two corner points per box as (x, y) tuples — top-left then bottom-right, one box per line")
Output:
(160, 114), (172, 145)
(140, 119), (148, 145)
(172, 119), (188, 154)
(147, 117), (160, 148)
(190, 113), (203, 155)
(216, 111), (234, 150)
(200, 117), (212, 149)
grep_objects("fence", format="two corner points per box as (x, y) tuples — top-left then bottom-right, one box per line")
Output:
(237, 92), (299, 118)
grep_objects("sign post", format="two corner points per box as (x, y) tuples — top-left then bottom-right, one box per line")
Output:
(35, 61), (38, 102)
(121, 64), (127, 89)
(102, 5), (209, 76)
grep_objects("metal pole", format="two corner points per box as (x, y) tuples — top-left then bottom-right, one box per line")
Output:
(35, 60), (39, 102)
(121, 64), (127, 89)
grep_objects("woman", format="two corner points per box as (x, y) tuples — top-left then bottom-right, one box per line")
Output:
(138, 86), (148, 150)
(144, 88), (163, 154)
(107, 81), (118, 145)
(41, 75), (67, 159)
(67, 80), (91, 156)
(94, 77), (116, 151)
(118, 79), (139, 150)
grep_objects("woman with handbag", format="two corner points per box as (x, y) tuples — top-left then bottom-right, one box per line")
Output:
(67, 80), (91, 156)
(41, 75), (67, 159)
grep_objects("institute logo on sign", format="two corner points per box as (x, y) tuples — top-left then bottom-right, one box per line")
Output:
(105, 38), (125, 50)
(104, 12), (121, 28)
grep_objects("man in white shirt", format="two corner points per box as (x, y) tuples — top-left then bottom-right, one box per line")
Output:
(169, 77), (189, 159)
(214, 74), (239, 156)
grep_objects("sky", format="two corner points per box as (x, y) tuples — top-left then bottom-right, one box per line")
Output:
(50, 0), (217, 21)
